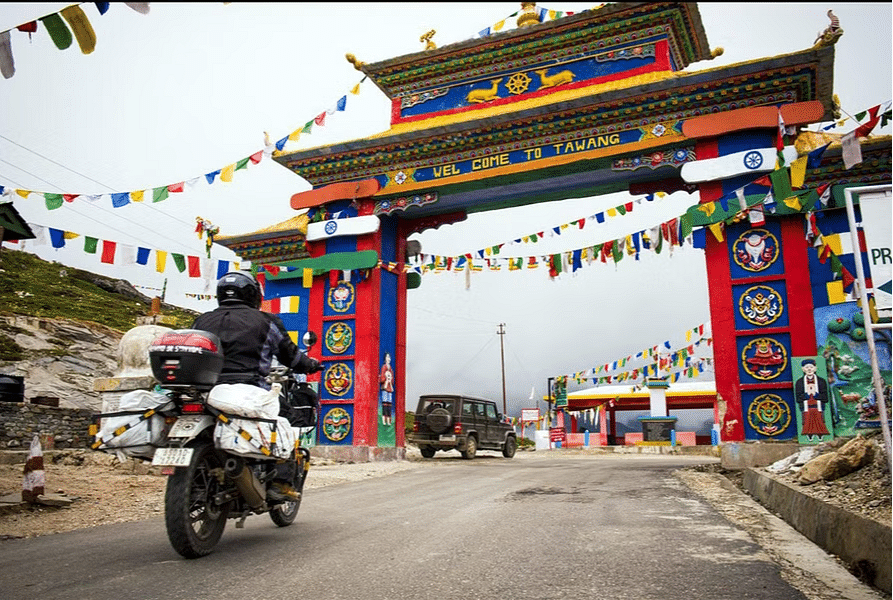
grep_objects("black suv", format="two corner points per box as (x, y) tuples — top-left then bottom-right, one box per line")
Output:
(409, 394), (517, 459)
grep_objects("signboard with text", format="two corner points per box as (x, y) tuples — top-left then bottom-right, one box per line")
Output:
(549, 427), (566, 443)
(521, 408), (539, 423)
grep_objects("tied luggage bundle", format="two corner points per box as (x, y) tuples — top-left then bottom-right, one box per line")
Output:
(92, 389), (173, 459)
(207, 383), (295, 459)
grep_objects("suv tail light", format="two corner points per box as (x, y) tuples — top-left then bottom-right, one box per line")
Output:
(413, 421), (419, 432)
(453, 422), (463, 434)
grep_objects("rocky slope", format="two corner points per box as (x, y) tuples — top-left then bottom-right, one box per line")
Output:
(0, 314), (122, 410)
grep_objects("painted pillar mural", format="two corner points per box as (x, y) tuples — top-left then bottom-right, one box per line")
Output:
(700, 130), (891, 443)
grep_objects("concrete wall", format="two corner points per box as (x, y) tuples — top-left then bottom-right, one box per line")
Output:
(721, 441), (801, 469)
(743, 468), (891, 594)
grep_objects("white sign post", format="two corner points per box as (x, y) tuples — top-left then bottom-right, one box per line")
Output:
(845, 185), (892, 477)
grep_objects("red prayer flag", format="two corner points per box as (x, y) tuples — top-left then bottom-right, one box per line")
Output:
(314, 112), (327, 126)
(101, 240), (116, 264)
(249, 150), (263, 164)
(63, 194), (79, 202)
(854, 105), (881, 138)
(187, 256), (201, 277)
(167, 182), (185, 193)
(17, 21), (37, 33)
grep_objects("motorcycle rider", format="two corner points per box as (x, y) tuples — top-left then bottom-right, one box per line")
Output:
(193, 270), (321, 502)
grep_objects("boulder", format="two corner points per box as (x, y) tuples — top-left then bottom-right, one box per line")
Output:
(796, 435), (875, 484)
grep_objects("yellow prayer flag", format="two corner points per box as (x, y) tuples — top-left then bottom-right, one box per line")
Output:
(826, 280), (847, 304)
(221, 164), (235, 183)
(493, 19), (506, 31)
(607, 207), (617, 217)
(823, 233), (844, 255)
(790, 156), (808, 188)
(783, 196), (802, 210)
(708, 222), (724, 242)
(62, 231), (79, 240)
(288, 130), (301, 142)
(697, 202), (716, 217)
(302, 268), (313, 288)
(131, 190), (145, 203)
(155, 250), (167, 273)
(350, 83), (361, 95)
(15, 189), (30, 199)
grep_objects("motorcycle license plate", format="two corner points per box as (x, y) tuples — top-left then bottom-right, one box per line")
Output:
(152, 447), (194, 467)
(168, 415), (212, 439)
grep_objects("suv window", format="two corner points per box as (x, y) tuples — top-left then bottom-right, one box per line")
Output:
(474, 403), (485, 417)
(463, 402), (474, 417)
(420, 397), (457, 414)
(485, 404), (498, 420)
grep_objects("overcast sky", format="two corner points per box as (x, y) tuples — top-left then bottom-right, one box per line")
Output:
(1, 3), (890, 417)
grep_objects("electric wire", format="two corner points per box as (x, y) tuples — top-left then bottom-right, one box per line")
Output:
(0, 135), (226, 255)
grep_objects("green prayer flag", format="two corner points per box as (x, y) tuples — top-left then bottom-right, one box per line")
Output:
(153, 187), (170, 203)
(44, 193), (63, 210)
(171, 253), (186, 273)
(611, 240), (622, 262)
(679, 214), (693, 241)
(616, 204), (627, 215)
(84, 236), (98, 254)
(769, 168), (793, 205)
(235, 157), (250, 171)
(830, 254), (843, 278)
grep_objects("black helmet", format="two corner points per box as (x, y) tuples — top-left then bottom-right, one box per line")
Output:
(217, 271), (261, 308)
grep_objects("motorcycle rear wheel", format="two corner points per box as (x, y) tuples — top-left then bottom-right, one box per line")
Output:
(164, 442), (230, 558)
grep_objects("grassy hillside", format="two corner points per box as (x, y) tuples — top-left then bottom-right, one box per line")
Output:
(0, 248), (199, 333)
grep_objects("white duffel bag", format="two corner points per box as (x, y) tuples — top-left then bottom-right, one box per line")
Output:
(206, 383), (281, 419)
(213, 415), (295, 460)
(96, 389), (172, 459)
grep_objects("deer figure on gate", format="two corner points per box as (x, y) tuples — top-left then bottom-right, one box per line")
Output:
(466, 79), (503, 104)
(535, 68), (575, 90)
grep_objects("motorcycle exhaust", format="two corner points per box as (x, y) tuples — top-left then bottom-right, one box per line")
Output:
(224, 457), (266, 509)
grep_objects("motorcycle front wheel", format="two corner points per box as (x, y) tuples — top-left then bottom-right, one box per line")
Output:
(164, 442), (230, 558)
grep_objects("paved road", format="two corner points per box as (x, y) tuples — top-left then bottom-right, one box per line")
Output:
(0, 453), (859, 599)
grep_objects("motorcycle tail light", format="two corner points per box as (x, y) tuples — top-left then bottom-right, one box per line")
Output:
(453, 423), (463, 434)
(181, 403), (204, 413)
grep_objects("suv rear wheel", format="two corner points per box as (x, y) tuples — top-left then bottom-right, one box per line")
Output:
(502, 436), (517, 458)
(461, 435), (477, 460)
(420, 446), (436, 458)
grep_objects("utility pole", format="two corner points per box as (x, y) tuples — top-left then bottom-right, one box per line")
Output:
(497, 323), (507, 414)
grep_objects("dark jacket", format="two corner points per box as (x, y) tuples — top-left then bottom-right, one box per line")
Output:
(192, 303), (315, 388)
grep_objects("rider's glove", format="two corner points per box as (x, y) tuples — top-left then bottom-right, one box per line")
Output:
(308, 358), (323, 373)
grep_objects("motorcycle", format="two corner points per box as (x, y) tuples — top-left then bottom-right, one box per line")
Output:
(90, 329), (319, 558)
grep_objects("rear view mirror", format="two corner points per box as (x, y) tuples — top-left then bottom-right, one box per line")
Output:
(302, 331), (318, 349)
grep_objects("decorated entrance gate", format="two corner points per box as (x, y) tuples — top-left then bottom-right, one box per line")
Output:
(216, 3), (891, 457)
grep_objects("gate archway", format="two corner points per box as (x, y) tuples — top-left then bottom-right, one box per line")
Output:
(217, 3), (891, 459)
